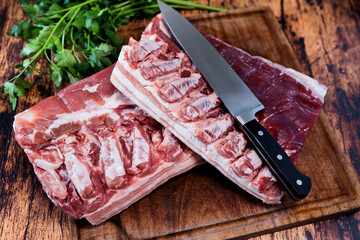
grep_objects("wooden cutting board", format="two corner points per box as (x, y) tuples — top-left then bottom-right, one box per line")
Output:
(70, 7), (360, 240)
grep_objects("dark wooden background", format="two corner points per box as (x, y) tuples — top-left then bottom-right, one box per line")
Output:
(0, 0), (359, 239)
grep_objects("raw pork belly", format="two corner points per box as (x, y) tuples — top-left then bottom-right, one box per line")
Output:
(111, 14), (328, 204)
(13, 65), (203, 225)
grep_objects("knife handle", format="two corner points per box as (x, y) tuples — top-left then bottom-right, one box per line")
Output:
(240, 119), (311, 200)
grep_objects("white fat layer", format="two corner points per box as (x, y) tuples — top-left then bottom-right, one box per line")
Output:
(82, 83), (100, 93)
(243, 168), (252, 175)
(64, 135), (77, 145)
(46, 108), (112, 135)
(247, 150), (262, 169)
(103, 91), (127, 108)
(63, 148), (93, 198)
(141, 58), (181, 75)
(46, 146), (64, 160)
(144, 22), (153, 36)
(191, 92), (219, 108)
(34, 159), (62, 171)
(84, 154), (203, 225)
(111, 61), (283, 204)
(44, 91), (132, 136)
(171, 74), (201, 95)
(256, 167), (277, 182)
(100, 136), (126, 184)
(25, 132), (36, 143)
(285, 149), (297, 156)
(107, 112), (120, 121)
(24, 149), (34, 154)
(197, 116), (232, 137)
(112, 64), (196, 137)
(148, 34), (157, 41)
(86, 196), (101, 205)
(117, 51), (181, 115)
(115, 92), (135, 105)
(79, 130), (101, 147)
(132, 127), (150, 167)
(142, 36), (161, 49)
(15, 108), (37, 122)
(159, 20), (171, 38)
(40, 168), (67, 200)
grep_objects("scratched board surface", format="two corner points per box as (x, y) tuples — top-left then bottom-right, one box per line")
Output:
(67, 8), (360, 240)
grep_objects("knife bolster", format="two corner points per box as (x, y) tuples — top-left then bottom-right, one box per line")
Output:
(234, 104), (264, 125)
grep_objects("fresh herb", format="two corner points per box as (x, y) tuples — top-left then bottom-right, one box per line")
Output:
(4, 0), (226, 110)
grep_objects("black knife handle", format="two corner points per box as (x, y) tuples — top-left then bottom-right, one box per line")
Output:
(241, 119), (311, 200)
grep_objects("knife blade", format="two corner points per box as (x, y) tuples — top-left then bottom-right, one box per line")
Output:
(158, 0), (311, 200)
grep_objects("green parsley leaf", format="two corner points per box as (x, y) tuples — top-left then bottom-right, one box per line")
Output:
(90, 20), (100, 35)
(50, 66), (63, 87)
(75, 61), (91, 75)
(105, 28), (124, 51)
(4, 81), (28, 110)
(54, 49), (77, 68)
(21, 1), (37, 21)
(21, 39), (42, 56)
(13, 84), (26, 98)
(94, 43), (114, 66)
(37, 25), (55, 44)
(7, 19), (33, 39)
(18, 79), (32, 89)
(73, 11), (85, 29)
(5, 0), (226, 110)
(4, 82), (18, 110)
(67, 72), (79, 84)
(49, 3), (63, 12)
(89, 49), (101, 68)
(7, 21), (23, 37)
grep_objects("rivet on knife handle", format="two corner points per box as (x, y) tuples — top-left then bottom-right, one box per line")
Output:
(239, 118), (311, 200)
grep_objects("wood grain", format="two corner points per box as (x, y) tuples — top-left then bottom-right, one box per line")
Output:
(0, 0), (359, 239)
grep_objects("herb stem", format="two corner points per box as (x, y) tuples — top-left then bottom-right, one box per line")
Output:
(44, 50), (55, 66)
(70, 26), (89, 62)
(58, 7), (81, 38)
(71, 47), (82, 63)
(110, 2), (144, 14)
(110, 0), (131, 11)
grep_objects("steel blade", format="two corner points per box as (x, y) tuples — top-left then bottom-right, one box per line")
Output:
(158, 1), (264, 123)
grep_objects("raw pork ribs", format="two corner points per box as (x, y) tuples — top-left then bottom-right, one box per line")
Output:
(13, 65), (203, 225)
(111, 14), (328, 204)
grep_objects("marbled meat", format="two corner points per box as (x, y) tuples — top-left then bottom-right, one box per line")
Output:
(13, 65), (203, 225)
(111, 14), (328, 204)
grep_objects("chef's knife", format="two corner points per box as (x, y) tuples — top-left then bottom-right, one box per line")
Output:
(158, 0), (311, 200)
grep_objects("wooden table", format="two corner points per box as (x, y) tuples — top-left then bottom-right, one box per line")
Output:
(0, 0), (359, 239)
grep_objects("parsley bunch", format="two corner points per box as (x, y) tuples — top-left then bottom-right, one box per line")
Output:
(4, 0), (226, 109)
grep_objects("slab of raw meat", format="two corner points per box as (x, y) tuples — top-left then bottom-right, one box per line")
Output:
(13, 65), (203, 225)
(111, 14), (328, 204)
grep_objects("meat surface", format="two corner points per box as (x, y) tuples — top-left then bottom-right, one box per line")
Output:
(13, 65), (203, 225)
(111, 14), (328, 204)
